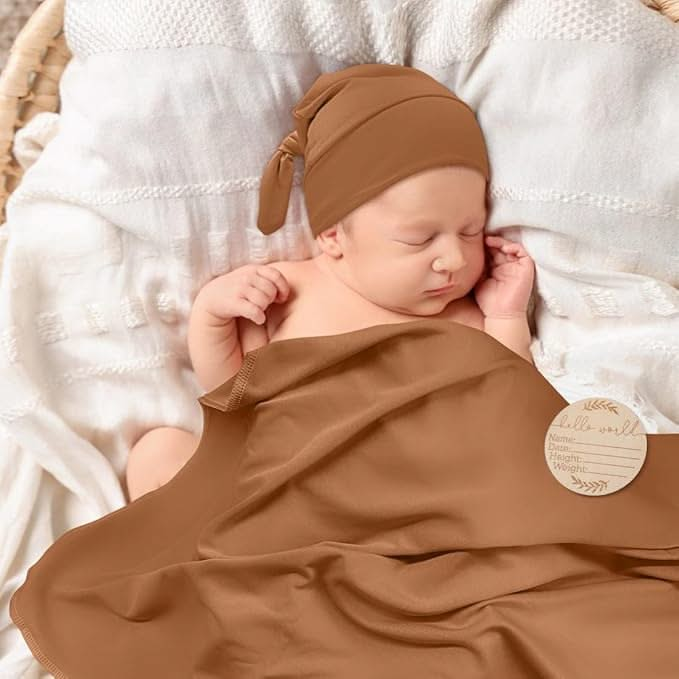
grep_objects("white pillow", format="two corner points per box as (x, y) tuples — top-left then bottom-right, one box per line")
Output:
(2, 2), (678, 675)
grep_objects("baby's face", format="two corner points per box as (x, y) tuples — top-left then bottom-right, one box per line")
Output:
(317, 166), (488, 316)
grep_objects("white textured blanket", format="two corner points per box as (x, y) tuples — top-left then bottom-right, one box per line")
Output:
(1, 1), (678, 677)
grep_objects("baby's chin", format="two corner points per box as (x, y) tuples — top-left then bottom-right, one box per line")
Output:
(385, 291), (470, 316)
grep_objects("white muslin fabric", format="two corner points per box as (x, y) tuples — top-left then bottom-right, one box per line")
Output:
(1, 1), (677, 677)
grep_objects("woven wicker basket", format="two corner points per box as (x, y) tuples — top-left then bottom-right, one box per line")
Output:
(0, 0), (678, 228)
(0, 0), (68, 226)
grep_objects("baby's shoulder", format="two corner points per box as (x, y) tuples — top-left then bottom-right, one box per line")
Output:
(236, 258), (307, 355)
(265, 257), (315, 303)
(265, 258), (309, 281)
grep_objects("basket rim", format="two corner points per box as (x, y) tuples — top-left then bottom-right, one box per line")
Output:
(0, 0), (68, 227)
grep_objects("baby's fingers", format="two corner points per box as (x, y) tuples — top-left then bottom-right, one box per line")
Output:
(256, 265), (290, 302)
(486, 236), (528, 257)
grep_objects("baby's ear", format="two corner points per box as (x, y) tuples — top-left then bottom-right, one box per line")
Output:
(316, 224), (343, 257)
(317, 224), (338, 240)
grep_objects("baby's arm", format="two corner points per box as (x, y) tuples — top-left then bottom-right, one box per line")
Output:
(188, 264), (290, 393)
(484, 314), (534, 364)
(188, 291), (244, 393)
(128, 267), (286, 502)
(477, 236), (535, 365)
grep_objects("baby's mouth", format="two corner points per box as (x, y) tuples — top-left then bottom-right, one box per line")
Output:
(426, 282), (455, 294)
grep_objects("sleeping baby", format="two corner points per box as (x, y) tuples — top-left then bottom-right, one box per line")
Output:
(125, 63), (535, 502)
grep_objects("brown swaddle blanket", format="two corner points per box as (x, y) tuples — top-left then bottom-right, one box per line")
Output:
(10, 319), (679, 679)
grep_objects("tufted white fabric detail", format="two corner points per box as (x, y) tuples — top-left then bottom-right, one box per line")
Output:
(84, 303), (109, 335)
(639, 280), (679, 316)
(0, 327), (19, 365)
(119, 295), (147, 328)
(155, 293), (179, 324)
(35, 311), (68, 345)
(580, 286), (625, 317)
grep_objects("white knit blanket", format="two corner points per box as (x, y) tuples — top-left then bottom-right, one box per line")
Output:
(1, 1), (678, 677)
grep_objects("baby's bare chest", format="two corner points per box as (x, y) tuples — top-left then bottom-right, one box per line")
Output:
(265, 260), (483, 344)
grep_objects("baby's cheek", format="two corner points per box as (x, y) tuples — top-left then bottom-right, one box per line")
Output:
(471, 241), (487, 266)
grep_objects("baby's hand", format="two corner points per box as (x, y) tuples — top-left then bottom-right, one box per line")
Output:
(197, 264), (290, 325)
(473, 236), (535, 319)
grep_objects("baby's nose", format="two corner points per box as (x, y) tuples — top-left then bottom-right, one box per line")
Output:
(433, 252), (465, 272)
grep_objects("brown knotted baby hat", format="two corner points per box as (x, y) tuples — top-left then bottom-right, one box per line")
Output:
(257, 63), (490, 238)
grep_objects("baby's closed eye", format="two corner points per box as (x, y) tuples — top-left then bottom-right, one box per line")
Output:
(396, 229), (483, 246)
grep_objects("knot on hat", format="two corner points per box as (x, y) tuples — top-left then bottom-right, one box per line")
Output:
(257, 131), (303, 236)
(277, 130), (303, 158)
(257, 64), (490, 238)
